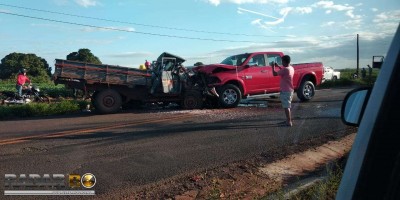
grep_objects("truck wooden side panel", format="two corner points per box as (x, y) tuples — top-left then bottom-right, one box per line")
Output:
(54, 59), (151, 86)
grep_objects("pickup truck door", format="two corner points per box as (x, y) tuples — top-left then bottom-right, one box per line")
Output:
(242, 54), (276, 94)
(266, 54), (283, 92)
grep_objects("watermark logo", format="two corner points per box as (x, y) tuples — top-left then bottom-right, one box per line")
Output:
(81, 173), (96, 188)
(4, 173), (96, 196)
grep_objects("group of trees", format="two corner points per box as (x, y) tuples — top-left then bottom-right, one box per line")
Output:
(0, 48), (101, 83)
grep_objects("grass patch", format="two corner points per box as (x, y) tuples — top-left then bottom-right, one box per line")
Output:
(318, 68), (380, 89)
(264, 155), (348, 200)
(0, 82), (76, 98)
(288, 164), (343, 200)
(0, 100), (89, 120)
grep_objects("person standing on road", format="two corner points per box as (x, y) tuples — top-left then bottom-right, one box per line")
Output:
(272, 55), (294, 127)
(145, 60), (151, 70)
(361, 68), (366, 79)
(16, 68), (31, 98)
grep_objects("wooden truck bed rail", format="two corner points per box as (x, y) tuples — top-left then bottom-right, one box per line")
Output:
(54, 59), (151, 86)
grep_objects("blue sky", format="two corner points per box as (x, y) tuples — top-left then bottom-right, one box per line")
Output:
(0, 0), (399, 71)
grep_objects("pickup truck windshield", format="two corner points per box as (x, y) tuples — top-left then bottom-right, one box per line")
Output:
(220, 53), (250, 66)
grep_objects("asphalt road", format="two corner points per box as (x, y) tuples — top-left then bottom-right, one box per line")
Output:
(0, 88), (353, 199)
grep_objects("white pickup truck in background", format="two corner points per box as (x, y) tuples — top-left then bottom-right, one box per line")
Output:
(323, 67), (341, 82)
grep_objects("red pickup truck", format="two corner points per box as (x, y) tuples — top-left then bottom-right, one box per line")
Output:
(193, 52), (324, 108)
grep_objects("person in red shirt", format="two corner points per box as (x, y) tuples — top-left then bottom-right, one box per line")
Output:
(16, 68), (31, 97)
(272, 55), (295, 127)
(144, 60), (151, 70)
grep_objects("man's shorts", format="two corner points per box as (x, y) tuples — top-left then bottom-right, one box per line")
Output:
(280, 91), (293, 108)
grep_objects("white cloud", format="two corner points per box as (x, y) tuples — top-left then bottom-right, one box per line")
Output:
(293, 7), (313, 15)
(312, 1), (362, 22)
(75, 0), (98, 7)
(251, 19), (276, 32)
(196, 31), (394, 70)
(264, 8), (289, 25)
(373, 10), (400, 23)
(321, 21), (335, 27)
(343, 19), (362, 30)
(208, 0), (220, 6)
(372, 10), (400, 34)
(371, 8), (378, 12)
(346, 10), (361, 19)
(206, 0), (288, 6)
(240, 7), (288, 29)
(238, 7), (280, 19)
(279, 26), (295, 30)
(312, 1), (353, 11)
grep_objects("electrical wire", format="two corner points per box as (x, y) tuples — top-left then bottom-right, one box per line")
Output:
(0, 3), (288, 38)
(0, 11), (269, 43)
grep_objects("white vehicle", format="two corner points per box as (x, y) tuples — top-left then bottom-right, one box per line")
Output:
(323, 66), (341, 82)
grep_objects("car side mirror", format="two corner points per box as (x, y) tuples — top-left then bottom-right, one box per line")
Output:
(341, 87), (372, 126)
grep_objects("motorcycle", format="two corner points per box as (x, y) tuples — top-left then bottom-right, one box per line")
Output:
(2, 84), (50, 105)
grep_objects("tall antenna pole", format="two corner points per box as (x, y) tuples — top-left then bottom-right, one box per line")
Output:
(357, 34), (359, 77)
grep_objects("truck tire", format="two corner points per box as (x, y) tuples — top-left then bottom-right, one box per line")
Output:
(218, 84), (242, 108)
(94, 89), (122, 114)
(297, 80), (315, 101)
(182, 90), (203, 109)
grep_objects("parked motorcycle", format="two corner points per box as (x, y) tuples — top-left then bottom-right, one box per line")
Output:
(2, 84), (50, 105)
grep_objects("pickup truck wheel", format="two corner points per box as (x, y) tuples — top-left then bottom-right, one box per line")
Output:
(218, 84), (242, 108)
(94, 89), (122, 114)
(297, 81), (315, 101)
(182, 90), (203, 109)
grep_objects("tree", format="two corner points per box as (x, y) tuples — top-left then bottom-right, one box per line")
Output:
(66, 48), (102, 64)
(0, 52), (51, 81)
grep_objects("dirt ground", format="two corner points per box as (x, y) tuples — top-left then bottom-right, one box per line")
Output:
(123, 127), (356, 199)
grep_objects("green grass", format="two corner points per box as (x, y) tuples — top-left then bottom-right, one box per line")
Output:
(0, 82), (75, 98)
(288, 163), (344, 200)
(318, 68), (380, 89)
(0, 100), (89, 120)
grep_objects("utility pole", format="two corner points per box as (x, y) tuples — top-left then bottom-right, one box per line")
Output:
(357, 34), (359, 77)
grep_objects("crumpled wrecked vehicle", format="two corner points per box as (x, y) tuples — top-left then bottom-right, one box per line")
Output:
(53, 52), (219, 114)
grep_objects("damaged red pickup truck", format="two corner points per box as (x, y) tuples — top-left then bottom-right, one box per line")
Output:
(194, 52), (324, 108)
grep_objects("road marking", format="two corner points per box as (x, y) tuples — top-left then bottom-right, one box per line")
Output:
(0, 113), (195, 146)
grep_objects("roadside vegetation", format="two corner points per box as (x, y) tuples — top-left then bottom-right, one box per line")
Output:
(0, 100), (89, 120)
(318, 68), (380, 89)
(288, 164), (343, 200)
(266, 156), (347, 200)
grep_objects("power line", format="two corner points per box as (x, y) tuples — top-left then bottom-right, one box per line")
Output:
(0, 3), (287, 38)
(0, 11), (269, 43)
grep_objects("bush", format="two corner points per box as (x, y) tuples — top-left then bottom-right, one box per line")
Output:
(319, 68), (380, 89)
(0, 100), (85, 120)
(0, 82), (76, 98)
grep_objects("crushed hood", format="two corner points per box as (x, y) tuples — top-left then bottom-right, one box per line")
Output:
(193, 64), (237, 74)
